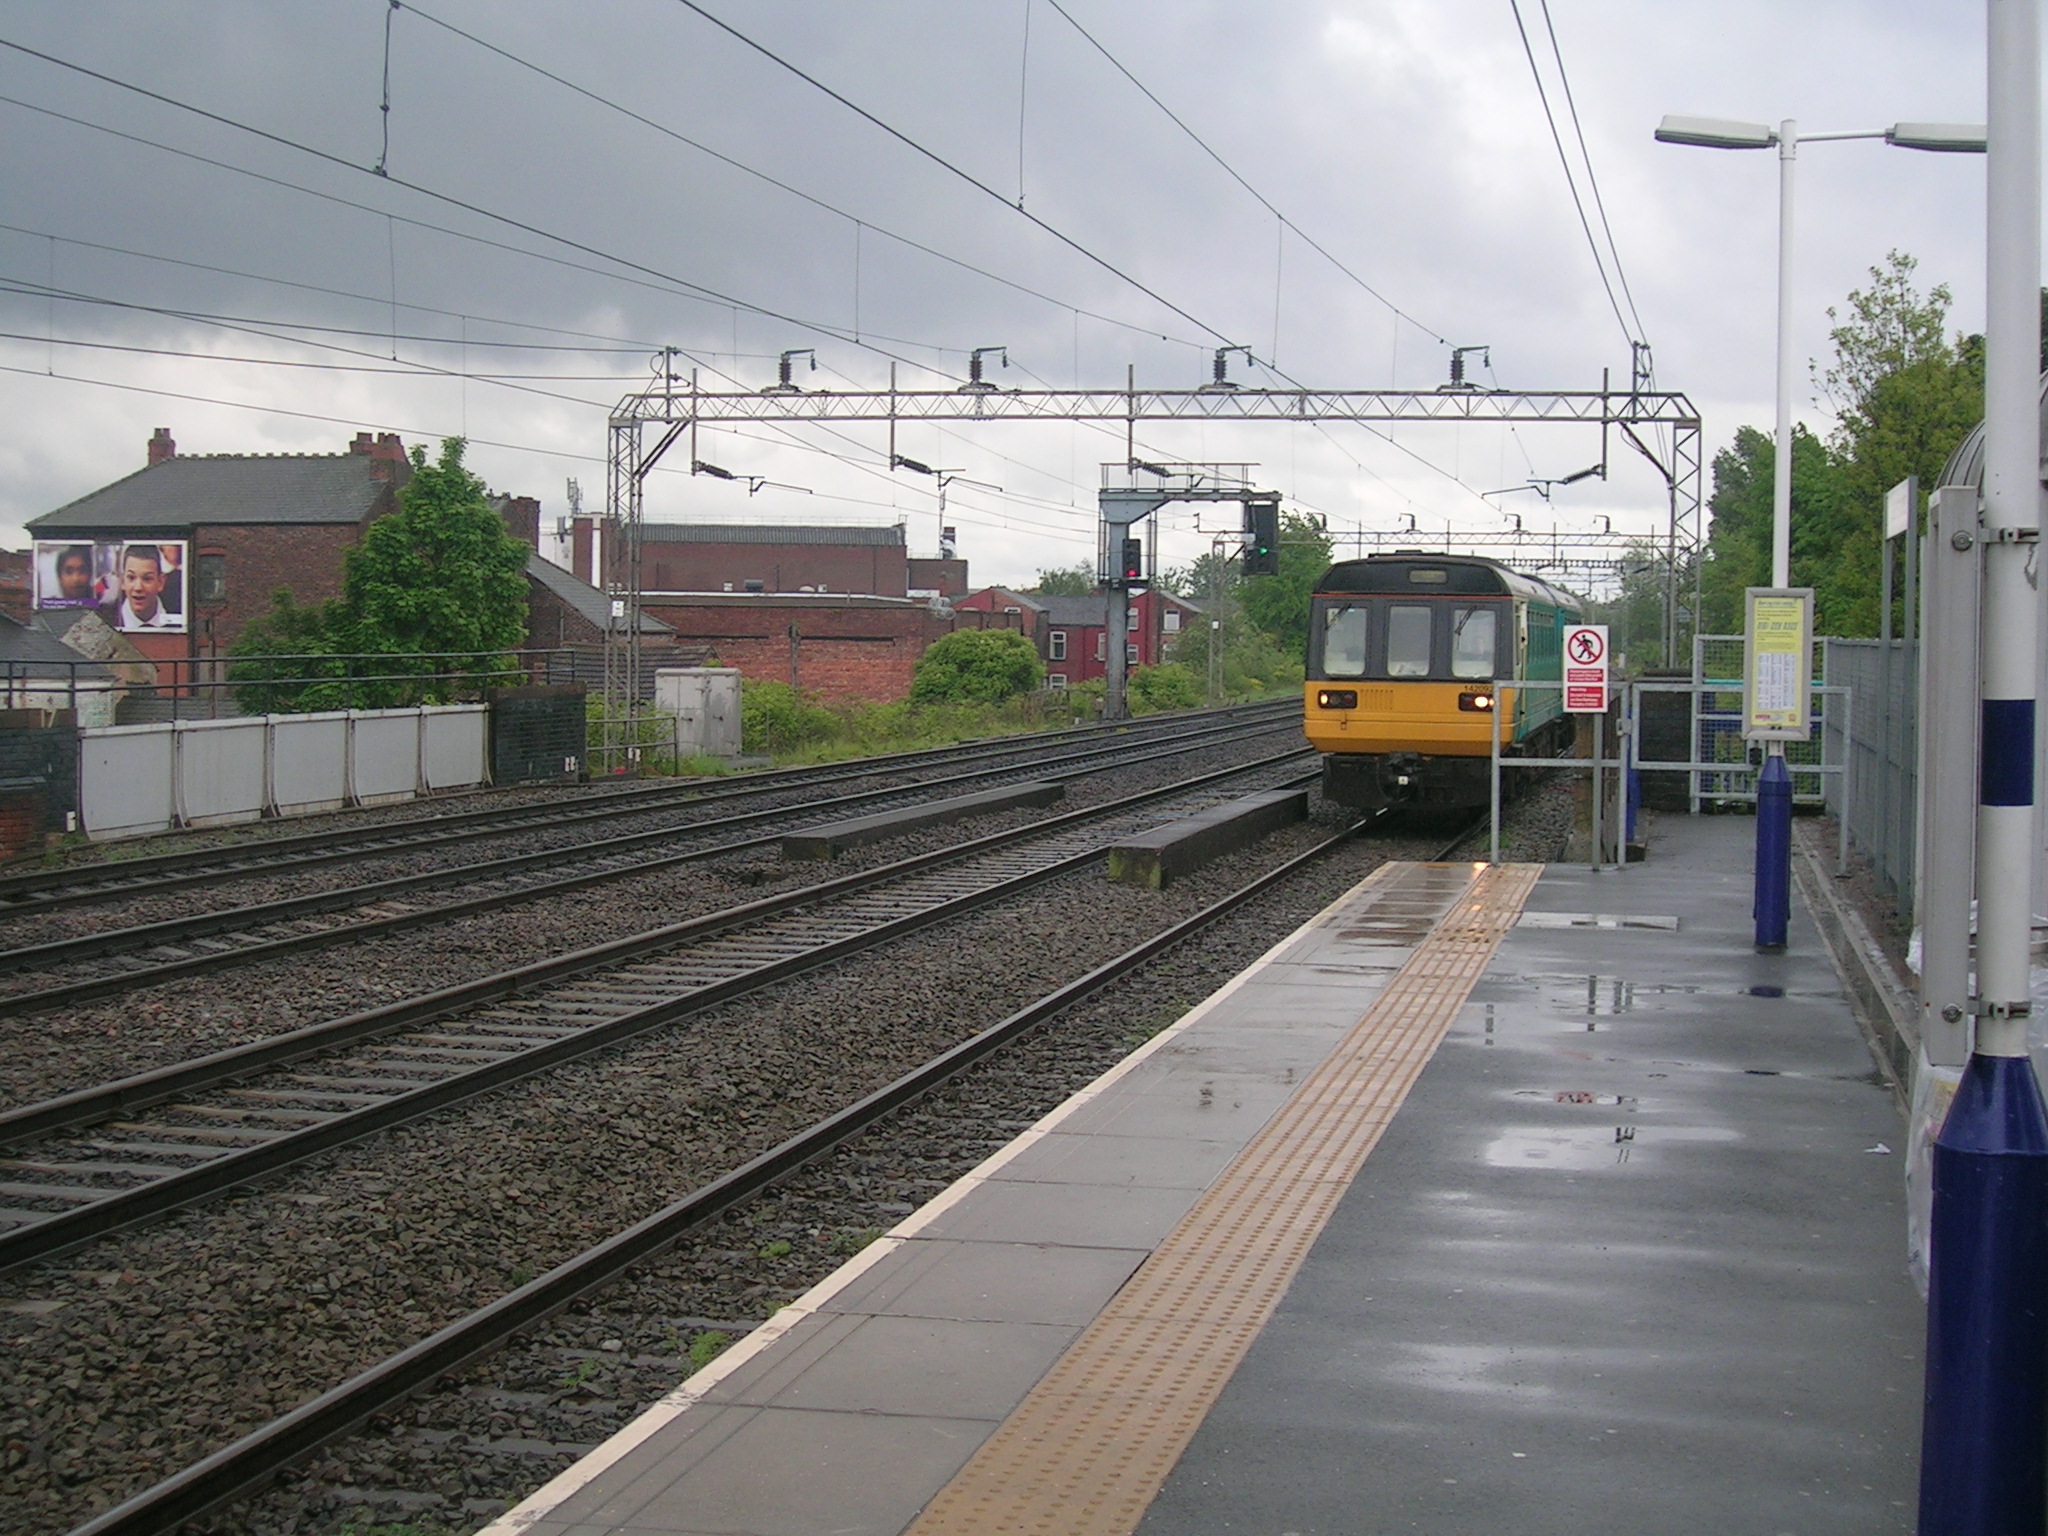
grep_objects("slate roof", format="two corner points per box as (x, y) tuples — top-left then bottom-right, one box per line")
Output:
(1035, 594), (1112, 627)
(526, 555), (672, 634)
(28, 454), (397, 534)
(0, 614), (115, 679)
(639, 523), (905, 548)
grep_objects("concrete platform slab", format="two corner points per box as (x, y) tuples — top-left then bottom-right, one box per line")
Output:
(478, 860), (1477, 1536)
(1135, 812), (1919, 1536)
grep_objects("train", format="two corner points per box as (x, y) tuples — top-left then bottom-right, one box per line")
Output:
(1302, 551), (1585, 809)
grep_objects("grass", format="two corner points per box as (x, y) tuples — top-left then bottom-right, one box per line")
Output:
(686, 1330), (732, 1373)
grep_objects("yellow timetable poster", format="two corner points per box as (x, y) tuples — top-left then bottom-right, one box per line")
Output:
(1744, 588), (1813, 741)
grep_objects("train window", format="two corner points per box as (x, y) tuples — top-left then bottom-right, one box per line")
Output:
(1386, 604), (1433, 677)
(1321, 605), (1369, 676)
(1450, 607), (1497, 678)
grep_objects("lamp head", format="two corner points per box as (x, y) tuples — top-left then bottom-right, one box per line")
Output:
(1886, 122), (1987, 153)
(1655, 115), (1776, 149)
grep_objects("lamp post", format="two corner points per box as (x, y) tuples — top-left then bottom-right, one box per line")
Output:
(1654, 114), (1985, 950)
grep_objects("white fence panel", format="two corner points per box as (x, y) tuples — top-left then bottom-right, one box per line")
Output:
(420, 705), (488, 790)
(78, 702), (494, 840)
(270, 711), (350, 814)
(349, 708), (422, 804)
(174, 718), (267, 828)
(79, 724), (175, 840)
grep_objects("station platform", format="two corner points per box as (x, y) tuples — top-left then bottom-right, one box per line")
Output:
(482, 813), (1920, 1536)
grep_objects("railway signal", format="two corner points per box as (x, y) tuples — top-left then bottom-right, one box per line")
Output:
(1243, 494), (1281, 576)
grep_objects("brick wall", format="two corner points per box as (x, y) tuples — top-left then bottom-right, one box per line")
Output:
(0, 550), (30, 624)
(638, 539), (908, 598)
(193, 521), (371, 651)
(643, 597), (957, 703)
(0, 718), (78, 857)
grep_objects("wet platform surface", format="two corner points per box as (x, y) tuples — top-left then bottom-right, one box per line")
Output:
(483, 814), (1919, 1536)
(1139, 813), (1919, 1535)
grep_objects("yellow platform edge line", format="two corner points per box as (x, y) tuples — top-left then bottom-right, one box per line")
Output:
(903, 861), (1541, 1536)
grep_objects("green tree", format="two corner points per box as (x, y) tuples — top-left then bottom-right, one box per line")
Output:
(226, 589), (347, 712)
(230, 437), (531, 709)
(1238, 511), (1334, 657)
(1697, 253), (1985, 641)
(910, 628), (1045, 704)
(1699, 424), (1848, 634)
(331, 437), (530, 699)
(1031, 563), (1095, 596)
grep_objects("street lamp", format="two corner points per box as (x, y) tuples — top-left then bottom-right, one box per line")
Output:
(1655, 113), (1985, 950)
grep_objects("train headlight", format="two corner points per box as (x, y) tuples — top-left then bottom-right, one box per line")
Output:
(1458, 691), (1495, 712)
(1316, 689), (1358, 709)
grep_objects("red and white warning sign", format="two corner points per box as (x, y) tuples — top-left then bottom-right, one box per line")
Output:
(1563, 623), (1608, 713)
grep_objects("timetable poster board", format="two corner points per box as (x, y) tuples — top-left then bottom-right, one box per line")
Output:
(34, 539), (188, 634)
(1742, 587), (1813, 741)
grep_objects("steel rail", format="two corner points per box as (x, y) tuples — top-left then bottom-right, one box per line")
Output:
(0, 751), (1317, 1273)
(0, 714), (1302, 1015)
(62, 811), (1382, 1536)
(0, 699), (1294, 913)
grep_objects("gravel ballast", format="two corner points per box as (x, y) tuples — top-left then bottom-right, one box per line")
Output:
(0, 765), (1576, 1536)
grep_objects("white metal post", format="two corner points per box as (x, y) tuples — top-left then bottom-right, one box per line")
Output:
(1917, 4), (2048, 1525)
(1974, 12), (2040, 1059)
(1591, 712), (1604, 873)
(1489, 705), (1501, 865)
(1772, 120), (1798, 594)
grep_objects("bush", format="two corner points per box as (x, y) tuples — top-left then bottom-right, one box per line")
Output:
(1129, 663), (1200, 714)
(909, 629), (1044, 706)
(740, 681), (846, 755)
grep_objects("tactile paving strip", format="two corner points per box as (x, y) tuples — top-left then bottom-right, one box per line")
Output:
(904, 860), (1542, 1536)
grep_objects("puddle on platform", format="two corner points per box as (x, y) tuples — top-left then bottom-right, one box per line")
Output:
(1483, 1123), (1740, 1169)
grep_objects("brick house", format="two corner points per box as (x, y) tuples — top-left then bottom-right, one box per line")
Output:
(956, 587), (1200, 687)
(26, 428), (412, 674)
(640, 591), (1020, 703)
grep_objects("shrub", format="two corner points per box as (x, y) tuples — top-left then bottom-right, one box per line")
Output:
(1129, 663), (1200, 713)
(909, 629), (1044, 706)
(740, 681), (845, 755)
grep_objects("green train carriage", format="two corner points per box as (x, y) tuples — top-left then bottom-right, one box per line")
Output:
(1303, 553), (1585, 809)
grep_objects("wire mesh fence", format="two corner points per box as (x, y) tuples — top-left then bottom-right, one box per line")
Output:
(1821, 637), (1917, 916)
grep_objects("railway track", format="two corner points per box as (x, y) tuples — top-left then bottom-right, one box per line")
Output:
(0, 746), (1316, 1276)
(56, 797), (1450, 1536)
(0, 699), (1294, 918)
(0, 708), (1302, 1016)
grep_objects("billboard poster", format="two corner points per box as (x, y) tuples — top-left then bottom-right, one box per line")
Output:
(1742, 586), (1813, 741)
(34, 539), (188, 634)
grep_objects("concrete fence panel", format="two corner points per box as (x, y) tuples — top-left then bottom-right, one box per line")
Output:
(348, 708), (423, 804)
(269, 711), (350, 814)
(421, 705), (489, 790)
(173, 718), (267, 828)
(79, 723), (175, 840)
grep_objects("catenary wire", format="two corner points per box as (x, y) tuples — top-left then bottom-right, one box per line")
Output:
(395, 1), (1200, 353)
(1506, 0), (1640, 349)
(1538, 0), (1649, 349)
(1039, 0), (1447, 348)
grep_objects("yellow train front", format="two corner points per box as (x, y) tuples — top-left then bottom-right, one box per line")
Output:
(1304, 553), (1584, 809)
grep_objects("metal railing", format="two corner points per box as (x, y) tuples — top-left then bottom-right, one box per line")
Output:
(0, 648), (594, 727)
(1481, 676), (1851, 876)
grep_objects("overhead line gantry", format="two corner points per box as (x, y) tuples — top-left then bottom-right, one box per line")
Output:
(600, 366), (1703, 748)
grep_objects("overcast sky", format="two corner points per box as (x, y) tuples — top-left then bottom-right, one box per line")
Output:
(0, 1), (1997, 589)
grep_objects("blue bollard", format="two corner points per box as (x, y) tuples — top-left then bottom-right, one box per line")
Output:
(1752, 754), (1791, 949)
(1918, 1052), (2048, 1535)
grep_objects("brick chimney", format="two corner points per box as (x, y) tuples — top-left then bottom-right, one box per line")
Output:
(349, 431), (374, 454)
(572, 514), (595, 583)
(498, 494), (541, 549)
(365, 432), (407, 481)
(147, 427), (176, 466)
